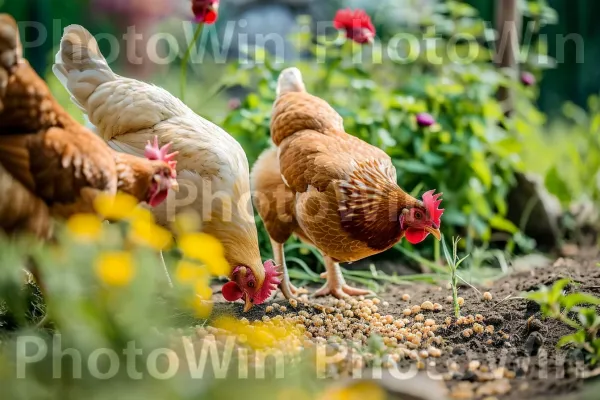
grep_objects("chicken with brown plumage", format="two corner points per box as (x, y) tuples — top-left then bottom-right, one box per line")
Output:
(0, 14), (178, 238)
(252, 68), (444, 299)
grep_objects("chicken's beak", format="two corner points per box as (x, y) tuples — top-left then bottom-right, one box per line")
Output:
(170, 179), (180, 192)
(425, 226), (442, 241)
(243, 294), (253, 312)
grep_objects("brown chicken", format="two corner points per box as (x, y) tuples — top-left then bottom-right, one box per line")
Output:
(0, 14), (178, 238)
(252, 68), (444, 299)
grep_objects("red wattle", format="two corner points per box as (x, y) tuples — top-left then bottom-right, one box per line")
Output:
(149, 189), (169, 207)
(405, 228), (429, 244)
(221, 281), (244, 301)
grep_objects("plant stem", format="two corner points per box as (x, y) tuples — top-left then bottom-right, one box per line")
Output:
(180, 23), (204, 101)
(451, 265), (460, 318)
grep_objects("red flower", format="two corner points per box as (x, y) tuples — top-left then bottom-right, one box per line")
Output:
(192, 0), (219, 24)
(333, 8), (376, 44)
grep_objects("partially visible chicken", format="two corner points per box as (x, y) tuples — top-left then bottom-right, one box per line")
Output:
(0, 14), (178, 238)
(252, 68), (444, 299)
(53, 25), (278, 311)
(0, 163), (52, 238)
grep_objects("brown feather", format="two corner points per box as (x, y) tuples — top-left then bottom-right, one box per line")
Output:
(266, 81), (422, 262)
(0, 14), (173, 238)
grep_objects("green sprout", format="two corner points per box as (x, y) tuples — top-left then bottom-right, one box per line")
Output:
(526, 279), (600, 364)
(441, 236), (470, 318)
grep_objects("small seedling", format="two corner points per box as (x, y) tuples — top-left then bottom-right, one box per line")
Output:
(526, 279), (600, 363)
(441, 236), (470, 318)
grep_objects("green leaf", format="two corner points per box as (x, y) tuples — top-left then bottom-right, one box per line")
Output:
(557, 332), (586, 348)
(489, 215), (519, 234)
(591, 114), (600, 134)
(441, 235), (454, 268)
(549, 279), (572, 303)
(577, 307), (600, 328)
(525, 290), (550, 304)
(561, 294), (600, 310)
(544, 166), (571, 204)
(394, 160), (433, 174)
(470, 156), (492, 188)
(246, 93), (260, 109)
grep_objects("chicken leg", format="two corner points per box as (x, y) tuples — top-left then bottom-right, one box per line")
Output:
(314, 255), (373, 298)
(271, 238), (306, 299)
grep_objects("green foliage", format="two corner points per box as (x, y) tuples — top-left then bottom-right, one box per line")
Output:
(526, 279), (600, 363)
(218, 4), (546, 269)
(521, 96), (600, 207)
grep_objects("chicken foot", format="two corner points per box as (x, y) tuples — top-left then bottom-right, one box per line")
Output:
(313, 255), (373, 298)
(271, 238), (307, 299)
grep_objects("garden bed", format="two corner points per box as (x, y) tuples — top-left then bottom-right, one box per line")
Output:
(209, 248), (600, 400)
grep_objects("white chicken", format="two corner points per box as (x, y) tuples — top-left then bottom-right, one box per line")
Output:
(53, 25), (279, 311)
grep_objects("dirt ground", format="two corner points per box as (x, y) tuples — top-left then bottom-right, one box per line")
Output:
(213, 248), (600, 400)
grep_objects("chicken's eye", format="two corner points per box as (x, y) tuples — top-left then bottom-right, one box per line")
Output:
(247, 281), (255, 288)
(414, 211), (423, 220)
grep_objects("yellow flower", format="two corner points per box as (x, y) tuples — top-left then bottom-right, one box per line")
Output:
(212, 317), (303, 351)
(66, 214), (103, 242)
(190, 296), (213, 319)
(94, 192), (138, 221)
(175, 260), (209, 284)
(178, 233), (230, 276)
(130, 219), (173, 251)
(171, 210), (201, 235)
(319, 382), (386, 400)
(194, 280), (213, 300)
(128, 207), (155, 224)
(95, 252), (135, 287)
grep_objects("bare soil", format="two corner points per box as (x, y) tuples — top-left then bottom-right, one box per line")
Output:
(213, 248), (600, 400)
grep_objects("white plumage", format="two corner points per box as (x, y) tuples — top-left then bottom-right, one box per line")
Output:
(53, 25), (264, 278)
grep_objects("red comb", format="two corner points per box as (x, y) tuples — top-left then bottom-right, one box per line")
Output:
(253, 260), (281, 305)
(422, 190), (444, 226)
(145, 136), (179, 177)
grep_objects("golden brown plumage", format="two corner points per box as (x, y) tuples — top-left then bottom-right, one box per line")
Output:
(0, 14), (177, 237)
(252, 68), (443, 299)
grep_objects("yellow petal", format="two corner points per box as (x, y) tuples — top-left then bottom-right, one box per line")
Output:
(190, 296), (213, 319)
(128, 207), (155, 224)
(66, 214), (102, 242)
(194, 281), (213, 300)
(94, 192), (138, 221)
(171, 210), (201, 235)
(179, 233), (224, 261)
(319, 382), (386, 400)
(95, 252), (135, 287)
(130, 220), (173, 251)
(206, 258), (231, 277)
(175, 260), (208, 284)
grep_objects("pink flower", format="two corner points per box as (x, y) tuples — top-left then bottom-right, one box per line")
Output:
(228, 98), (241, 111)
(333, 8), (376, 44)
(192, 0), (219, 24)
(521, 71), (536, 87)
(416, 112), (436, 127)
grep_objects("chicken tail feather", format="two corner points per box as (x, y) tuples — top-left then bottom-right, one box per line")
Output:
(276, 67), (306, 97)
(271, 67), (345, 146)
(53, 25), (115, 113)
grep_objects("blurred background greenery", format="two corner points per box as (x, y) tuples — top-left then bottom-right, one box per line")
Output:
(2, 0), (599, 115)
